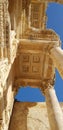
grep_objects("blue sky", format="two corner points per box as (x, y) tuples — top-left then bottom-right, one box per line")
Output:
(15, 2), (63, 102)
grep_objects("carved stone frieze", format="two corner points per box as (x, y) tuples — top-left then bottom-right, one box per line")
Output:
(22, 28), (59, 41)
(32, 0), (63, 4)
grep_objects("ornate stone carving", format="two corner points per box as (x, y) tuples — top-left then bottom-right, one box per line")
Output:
(20, 52), (42, 79)
(30, 1), (47, 29)
(0, 0), (63, 130)
(40, 76), (55, 95)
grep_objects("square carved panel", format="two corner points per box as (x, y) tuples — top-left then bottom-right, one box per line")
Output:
(22, 54), (29, 62)
(33, 55), (40, 63)
(20, 53), (42, 78)
(32, 66), (40, 73)
(22, 65), (29, 73)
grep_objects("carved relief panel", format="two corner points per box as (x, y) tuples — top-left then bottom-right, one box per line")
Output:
(16, 38), (55, 87)
(20, 52), (42, 80)
(30, 2), (47, 29)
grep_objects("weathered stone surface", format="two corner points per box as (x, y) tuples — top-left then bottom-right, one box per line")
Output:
(9, 102), (50, 130)
(0, 0), (63, 130)
(9, 102), (63, 130)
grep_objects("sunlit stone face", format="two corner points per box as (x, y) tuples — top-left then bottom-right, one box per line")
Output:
(15, 29), (60, 88)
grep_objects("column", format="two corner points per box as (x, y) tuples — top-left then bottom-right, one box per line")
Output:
(29, 4), (31, 28)
(5, 0), (11, 63)
(0, 1), (4, 59)
(40, 80), (63, 130)
(49, 46), (63, 79)
(3, 1), (8, 58)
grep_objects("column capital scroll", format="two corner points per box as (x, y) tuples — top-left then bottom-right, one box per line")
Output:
(40, 77), (55, 95)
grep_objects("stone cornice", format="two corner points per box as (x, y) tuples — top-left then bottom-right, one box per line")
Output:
(31, 0), (63, 4)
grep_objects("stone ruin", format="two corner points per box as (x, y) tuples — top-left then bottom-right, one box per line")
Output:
(0, 0), (63, 130)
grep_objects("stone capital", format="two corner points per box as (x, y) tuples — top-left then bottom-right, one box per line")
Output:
(40, 77), (55, 95)
(47, 41), (61, 54)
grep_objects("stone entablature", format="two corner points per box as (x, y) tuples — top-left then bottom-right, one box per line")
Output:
(22, 28), (60, 41)
(32, 0), (63, 4)
(14, 28), (60, 90)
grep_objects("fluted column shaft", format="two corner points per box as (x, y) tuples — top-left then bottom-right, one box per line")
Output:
(0, 2), (4, 59)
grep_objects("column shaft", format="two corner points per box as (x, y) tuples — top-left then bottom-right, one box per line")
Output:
(50, 46), (63, 78)
(45, 87), (63, 130)
(29, 4), (31, 28)
(0, 2), (4, 59)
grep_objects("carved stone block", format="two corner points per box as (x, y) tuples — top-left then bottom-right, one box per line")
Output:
(22, 65), (29, 73)
(33, 55), (40, 63)
(32, 66), (40, 73)
(22, 54), (29, 62)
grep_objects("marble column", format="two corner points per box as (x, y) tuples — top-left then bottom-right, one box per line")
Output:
(41, 81), (63, 130)
(49, 46), (63, 79)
